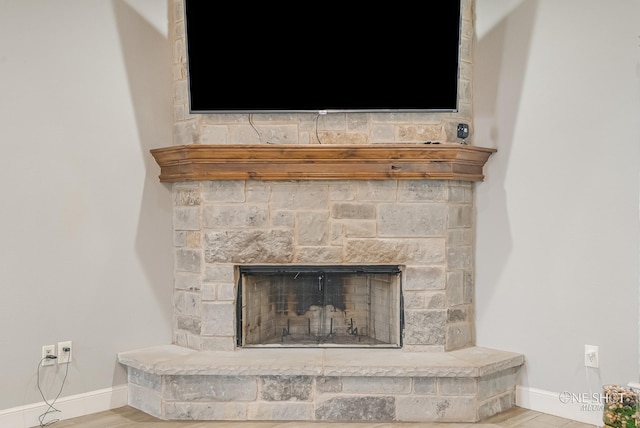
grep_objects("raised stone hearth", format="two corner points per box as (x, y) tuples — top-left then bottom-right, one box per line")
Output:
(118, 345), (523, 422)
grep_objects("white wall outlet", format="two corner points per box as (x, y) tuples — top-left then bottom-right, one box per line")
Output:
(57, 341), (72, 364)
(42, 344), (56, 366)
(585, 344), (599, 368)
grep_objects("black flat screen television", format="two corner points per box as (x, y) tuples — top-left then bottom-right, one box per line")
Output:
(184, 1), (462, 114)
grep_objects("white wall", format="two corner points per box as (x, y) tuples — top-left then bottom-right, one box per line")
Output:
(475, 0), (640, 421)
(0, 0), (173, 413)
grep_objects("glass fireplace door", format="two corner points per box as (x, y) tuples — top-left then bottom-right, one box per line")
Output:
(237, 265), (403, 348)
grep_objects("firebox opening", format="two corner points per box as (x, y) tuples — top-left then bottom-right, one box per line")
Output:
(237, 265), (403, 348)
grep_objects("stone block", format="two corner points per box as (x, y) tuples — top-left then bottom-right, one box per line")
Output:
(402, 292), (424, 309)
(446, 323), (474, 351)
(175, 248), (201, 273)
(403, 310), (447, 345)
(342, 377), (411, 394)
(425, 292), (446, 309)
(186, 231), (201, 248)
(463, 270), (474, 304)
(477, 367), (519, 400)
(174, 291), (200, 317)
(331, 202), (375, 219)
(478, 391), (515, 420)
(395, 396), (476, 422)
(185, 333), (202, 350)
(398, 181), (446, 202)
(128, 368), (161, 390)
(448, 205), (473, 228)
(259, 376), (313, 401)
(226, 125), (260, 144)
(447, 246), (473, 270)
(404, 266), (445, 290)
(371, 124), (395, 141)
(448, 185), (472, 203)
(329, 183), (356, 201)
(174, 188), (201, 206)
(272, 211), (295, 227)
(316, 377), (342, 393)
(203, 230), (293, 264)
(447, 306), (471, 323)
(203, 264), (234, 282)
(397, 125), (445, 142)
(174, 230), (187, 247)
(201, 302), (235, 336)
(200, 125), (229, 145)
(295, 246), (343, 263)
(200, 282), (216, 301)
(173, 331), (188, 348)
(356, 181), (397, 201)
(200, 336), (235, 351)
(345, 239), (445, 264)
(296, 211), (329, 245)
(438, 377), (477, 396)
(246, 125), (300, 145)
(413, 377), (437, 394)
(446, 271), (464, 306)
(128, 383), (161, 419)
(346, 114), (368, 131)
(173, 120), (196, 146)
(378, 204), (447, 237)
(176, 316), (201, 335)
(246, 182), (270, 202)
(247, 402), (314, 420)
(164, 401), (247, 420)
(174, 272), (201, 291)
(216, 282), (235, 301)
(164, 375), (256, 401)
(203, 204), (268, 228)
(448, 228), (473, 246)
(315, 396), (395, 421)
(270, 183), (328, 210)
(174, 206), (200, 231)
(343, 220), (376, 238)
(202, 181), (245, 202)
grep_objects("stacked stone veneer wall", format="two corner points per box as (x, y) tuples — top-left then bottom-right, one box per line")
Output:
(168, 0), (478, 352)
(172, 179), (475, 352)
(170, 0), (475, 146)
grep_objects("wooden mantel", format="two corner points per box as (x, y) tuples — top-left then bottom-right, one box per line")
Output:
(150, 144), (497, 182)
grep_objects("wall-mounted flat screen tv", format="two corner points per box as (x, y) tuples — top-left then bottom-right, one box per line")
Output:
(184, 1), (462, 114)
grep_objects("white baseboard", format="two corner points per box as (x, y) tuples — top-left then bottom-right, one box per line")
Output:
(516, 385), (602, 426)
(0, 385), (127, 428)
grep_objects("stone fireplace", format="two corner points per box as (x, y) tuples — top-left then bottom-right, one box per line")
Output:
(116, 0), (524, 422)
(117, 149), (524, 422)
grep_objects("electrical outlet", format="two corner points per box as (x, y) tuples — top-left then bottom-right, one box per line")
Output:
(57, 341), (72, 364)
(585, 344), (599, 368)
(42, 345), (56, 366)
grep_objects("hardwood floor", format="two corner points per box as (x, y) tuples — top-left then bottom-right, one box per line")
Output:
(43, 406), (598, 428)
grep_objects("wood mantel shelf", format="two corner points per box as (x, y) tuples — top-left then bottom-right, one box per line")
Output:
(150, 144), (497, 182)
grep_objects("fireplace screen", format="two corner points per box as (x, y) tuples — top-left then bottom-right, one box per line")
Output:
(237, 265), (403, 348)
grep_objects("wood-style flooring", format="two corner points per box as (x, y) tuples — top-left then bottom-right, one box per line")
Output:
(42, 405), (598, 428)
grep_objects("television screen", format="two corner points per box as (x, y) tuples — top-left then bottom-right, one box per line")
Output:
(184, 1), (462, 114)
